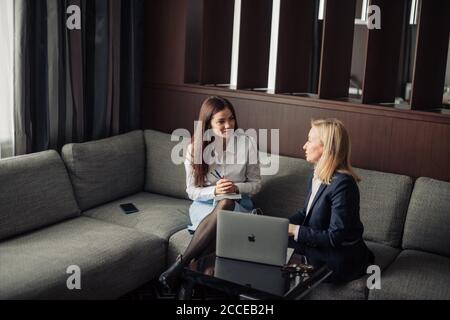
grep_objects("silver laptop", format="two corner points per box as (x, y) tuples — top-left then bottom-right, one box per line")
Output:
(216, 210), (294, 266)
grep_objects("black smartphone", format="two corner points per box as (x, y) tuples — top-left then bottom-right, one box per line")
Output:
(120, 203), (139, 214)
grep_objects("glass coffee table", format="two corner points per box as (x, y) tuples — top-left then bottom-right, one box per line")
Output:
(177, 253), (332, 300)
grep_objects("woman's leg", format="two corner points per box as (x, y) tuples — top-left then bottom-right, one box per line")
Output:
(159, 199), (235, 289)
(182, 199), (235, 262)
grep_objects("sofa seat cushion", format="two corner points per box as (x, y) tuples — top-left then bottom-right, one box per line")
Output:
(305, 277), (368, 300)
(278, 240), (400, 300)
(0, 217), (165, 300)
(0, 150), (80, 241)
(369, 250), (450, 300)
(304, 241), (399, 300)
(83, 192), (191, 240)
(167, 228), (193, 265)
(62, 130), (146, 211)
(367, 241), (400, 271)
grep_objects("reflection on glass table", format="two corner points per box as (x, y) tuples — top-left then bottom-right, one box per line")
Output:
(180, 253), (332, 300)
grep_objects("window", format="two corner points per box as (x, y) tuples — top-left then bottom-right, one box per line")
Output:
(0, 0), (14, 158)
(185, 0), (450, 113)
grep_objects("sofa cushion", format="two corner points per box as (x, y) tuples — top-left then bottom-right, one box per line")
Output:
(62, 130), (145, 211)
(355, 168), (413, 248)
(305, 241), (400, 300)
(252, 155), (312, 218)
(0, 150), (80, 241)
(402, 177), (450, 257)
(167, 228), (193, 266)
(366, 241), (400, 271)
(144, 129), (190, 200)
(83, 192), (191, 240)
(305, 277), (368, 300)
(369, 250), (450, 300)
(0, 217), (166, 299)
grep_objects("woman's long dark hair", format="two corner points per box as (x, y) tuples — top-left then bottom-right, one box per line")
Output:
(192, 96), (238, 187)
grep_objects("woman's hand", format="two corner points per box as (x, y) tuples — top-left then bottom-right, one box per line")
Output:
(204, 266), (215, 276)
(289, 224), (299, 238)
(215, 178), (238, 194)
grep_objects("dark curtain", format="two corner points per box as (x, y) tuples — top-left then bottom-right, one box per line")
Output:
(14, 0), (144, 155)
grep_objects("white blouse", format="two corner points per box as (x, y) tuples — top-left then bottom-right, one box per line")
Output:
(294, 174), (323, 241)
(306, 175), (323, 216)
(184, 132), (261, 201)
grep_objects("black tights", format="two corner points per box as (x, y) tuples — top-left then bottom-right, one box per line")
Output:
(181, 199), (235, 264)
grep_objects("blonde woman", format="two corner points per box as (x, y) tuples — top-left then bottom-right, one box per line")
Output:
(288, 119), (374, 283)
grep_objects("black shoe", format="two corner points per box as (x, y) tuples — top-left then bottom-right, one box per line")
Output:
(159, 256), (185, 291)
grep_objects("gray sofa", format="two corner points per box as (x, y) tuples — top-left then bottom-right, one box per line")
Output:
(0, 129), (449, 300)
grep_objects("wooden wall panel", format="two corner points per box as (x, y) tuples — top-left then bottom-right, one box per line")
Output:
(235, 0), (273, 89)
(274, 0), (316, 93)
(362, 0), (408, 104)
(184, 0), (235, 84)
(410, 0), (450, 110)
(388, 120), (450, 179)
(184, 0), (203, 83)
(318, 0), (357, 100)
(201, 0), (235, 84)
(142, 84), (450, 182)
(144, 0), (188, 85)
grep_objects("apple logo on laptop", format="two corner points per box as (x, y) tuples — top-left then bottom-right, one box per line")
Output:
(248, 234), (256, 242)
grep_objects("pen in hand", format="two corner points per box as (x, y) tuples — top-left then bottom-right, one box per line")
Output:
(214, 169), (223, 179)
(211, 171), (220, 179)
(212, 170), (236, 194)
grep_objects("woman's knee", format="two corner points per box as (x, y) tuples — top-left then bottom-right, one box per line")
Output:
(217, 199), (235, 210)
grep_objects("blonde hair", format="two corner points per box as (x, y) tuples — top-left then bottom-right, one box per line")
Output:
(312, 119), (360, 184)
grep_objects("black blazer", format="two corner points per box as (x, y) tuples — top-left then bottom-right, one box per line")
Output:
(289, 172), (373, 283)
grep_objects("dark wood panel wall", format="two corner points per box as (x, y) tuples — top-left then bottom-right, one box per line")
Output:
(318, 0), (356, 100)
(184, 0), (235, 84)
(145, 0), (188, 85)
(362, 0), (408, 104)
(184, 0), (202, 84)
(410, 0), (450, 110)
(274, 0), (316, 94)
(142, 0), (450, 182)
(235, 0), (273, 89)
